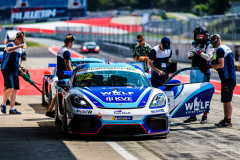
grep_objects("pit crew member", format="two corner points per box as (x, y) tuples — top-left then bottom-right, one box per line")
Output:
(184, 26), (214, 124)
(45, 34), (75, 117)
(209, 34), (236, 128)
(133, 34), (151, 72)
(148, 37), (172, 87)
(1, 31), (27, 114)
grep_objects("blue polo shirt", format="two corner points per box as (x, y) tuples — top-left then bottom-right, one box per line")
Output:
(57, 47), (71, 80)
(216, 44), (236, 80)
(1, 42), (22, 76)
(149, 45), (172, 78)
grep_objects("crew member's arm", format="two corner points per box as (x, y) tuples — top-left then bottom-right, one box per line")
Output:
(63, 50), (72, 71)
(6, 44), (27, 53)
(196, 44), (214, 61)
(168, 50), (172, 62)
(147, 49), (165, 76)
(64, 60), (72, 71)
(138, 56), (149, 61)
(211, 48), (224, 69)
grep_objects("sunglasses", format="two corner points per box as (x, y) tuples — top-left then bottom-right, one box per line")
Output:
(136, 39), (143, 43)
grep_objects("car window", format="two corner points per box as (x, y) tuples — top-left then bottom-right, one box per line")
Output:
(163, 67), (209, 85)
(73, 70), (151, 87)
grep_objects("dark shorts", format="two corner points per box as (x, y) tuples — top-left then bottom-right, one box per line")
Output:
(151, 75), (169, 88)
(221, 78), (236, 103)
(1, 70), (19, 90)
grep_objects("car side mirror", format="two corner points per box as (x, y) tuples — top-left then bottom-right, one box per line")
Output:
(63, 71), (73, 79)
(44, 70), (52, 77)
(165, 79), (181, 90)
(166, 79), (181, 86)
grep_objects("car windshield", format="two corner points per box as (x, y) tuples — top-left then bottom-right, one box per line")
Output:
(72, 61), (103, 66)
(163, 67), (209, 85)
(72, 70), (151, 87)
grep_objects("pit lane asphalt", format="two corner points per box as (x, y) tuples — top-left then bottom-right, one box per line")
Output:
(1, 39), (240, 159)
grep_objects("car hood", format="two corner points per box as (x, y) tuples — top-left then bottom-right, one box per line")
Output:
(80, 86), (152, 108)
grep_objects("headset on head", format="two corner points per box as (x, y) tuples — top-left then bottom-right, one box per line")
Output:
(211, 34), (219, 45)
(16, 32), (25, 38)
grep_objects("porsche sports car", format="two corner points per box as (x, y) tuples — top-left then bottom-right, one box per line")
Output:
(42, 57), (106, 106)
(55, 63), (214, 137)
(80, 42), (100, 53)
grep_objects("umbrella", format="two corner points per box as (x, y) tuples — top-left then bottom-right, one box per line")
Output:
(19, 68), (44, 94)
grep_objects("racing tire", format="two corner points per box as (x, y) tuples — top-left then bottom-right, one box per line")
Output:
(55, 96), (61, 125)
(42, 79), (48, 105)
(62, 103), (69, 136)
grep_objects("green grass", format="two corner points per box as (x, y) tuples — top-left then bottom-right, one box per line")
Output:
(25, 40), (48, 47)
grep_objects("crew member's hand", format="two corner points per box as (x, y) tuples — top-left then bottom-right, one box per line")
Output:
(201, 64), (211, 70)
(190, 46), (199, 53)
(21, 67), (27, 72)
(158, 70), (166, 76)
(19, 45), (28, 49)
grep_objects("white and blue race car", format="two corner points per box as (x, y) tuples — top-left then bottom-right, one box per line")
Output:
(42, 57), (106, 106)
(54, 63), (214, 136)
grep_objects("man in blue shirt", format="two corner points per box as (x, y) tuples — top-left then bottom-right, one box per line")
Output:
(207, 34), (236, 127)
(45, 34), (75, 117)
(148, 37), (172, 88)
(1, 32), (27, 114)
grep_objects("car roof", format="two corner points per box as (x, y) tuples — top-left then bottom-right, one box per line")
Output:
(83, 42), (96, 45)
(77, 63), (140, 71)
(71, 57), (106, 62)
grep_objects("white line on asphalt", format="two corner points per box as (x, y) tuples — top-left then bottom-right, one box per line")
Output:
(106, 141), (139, 160)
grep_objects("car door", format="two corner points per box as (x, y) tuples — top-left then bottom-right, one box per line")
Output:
(159, 67), (215, 119)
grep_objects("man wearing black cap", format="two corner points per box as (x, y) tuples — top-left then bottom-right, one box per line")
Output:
(148, 37), (172, 87)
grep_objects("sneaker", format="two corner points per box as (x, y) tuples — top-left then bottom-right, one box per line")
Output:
(45, 111), (54, 118)
(1, 104), (6, 114)
(183, 116), (197, 123)
(214, 119), (232, 128)
(9, 109), (21, 114)
(200, 115), (207, 124)
(6, 99), (21, 106)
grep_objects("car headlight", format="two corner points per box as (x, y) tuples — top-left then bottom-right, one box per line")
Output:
(150, 93), (166, 108)
(83, 46), (87, 50)
(95, 46), (99, 50)
(70, 94), (91, 108)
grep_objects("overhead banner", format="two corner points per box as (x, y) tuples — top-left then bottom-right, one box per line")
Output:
(5, 7), (69, 20)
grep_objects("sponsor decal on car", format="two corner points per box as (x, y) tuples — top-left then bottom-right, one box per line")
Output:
(76, 109), (92, 114)
(151, 109), (164, 113)
(112, 116), (133, 120)
(185, 97), (210, 114)
(114, 110), (131, 114)
(101, 91), (134, 96)
(106, 97), (133, 102)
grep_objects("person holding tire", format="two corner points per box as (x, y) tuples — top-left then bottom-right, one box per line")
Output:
(45, 34), (75, 117)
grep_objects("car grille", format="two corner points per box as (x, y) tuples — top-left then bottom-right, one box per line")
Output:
(72, 117), (97, 132)
(98, 125), (146, 135)
(146, 115), (168, 131)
